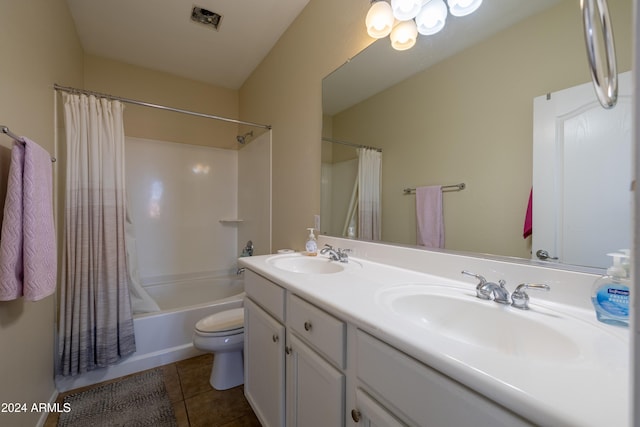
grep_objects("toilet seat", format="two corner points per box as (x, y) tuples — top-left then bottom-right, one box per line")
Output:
(195, 308), (244, 336)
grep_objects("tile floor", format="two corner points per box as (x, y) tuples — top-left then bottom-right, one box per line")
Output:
(44, 354), (261, 427)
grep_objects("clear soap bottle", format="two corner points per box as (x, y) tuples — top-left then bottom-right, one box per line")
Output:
(305, 228), (318, 256)
(591, 251), (630, 327)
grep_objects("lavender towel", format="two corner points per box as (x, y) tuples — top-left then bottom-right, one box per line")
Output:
(0, 138), (56, 301)
(416, 185), (444, 248)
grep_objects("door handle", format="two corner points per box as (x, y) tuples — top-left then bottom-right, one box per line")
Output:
(536, 249), (558, 261)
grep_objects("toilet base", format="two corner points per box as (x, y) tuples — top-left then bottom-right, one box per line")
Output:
(210, 350), (244, 390)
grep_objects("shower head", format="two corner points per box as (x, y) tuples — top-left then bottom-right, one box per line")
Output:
(236, 131), (253, 144)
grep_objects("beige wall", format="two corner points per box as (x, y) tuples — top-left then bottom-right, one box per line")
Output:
(239, 0), (372, 251)
(329, 0), (632, 258)
(0, 0), (83, 425)
(83, 55), (241, 149)
(0, 1), (631, 423)
(0, 6), (265, 422)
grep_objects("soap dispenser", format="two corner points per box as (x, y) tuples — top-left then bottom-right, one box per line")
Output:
(591, 251), (630, 327)
(305, 228), (318, 256)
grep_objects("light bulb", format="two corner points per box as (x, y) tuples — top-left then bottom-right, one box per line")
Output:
(390, 20), (418, 51)
(415, 0), (447, 35)
(366, 1), (395, 38)
(391, 0), (425, 21)
(447, 0), (482, 17)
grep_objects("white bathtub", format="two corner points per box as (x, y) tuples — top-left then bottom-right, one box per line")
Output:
(56, 275), (244, 392)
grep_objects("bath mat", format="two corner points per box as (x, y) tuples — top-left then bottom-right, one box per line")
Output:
(57, 368), (177, 427)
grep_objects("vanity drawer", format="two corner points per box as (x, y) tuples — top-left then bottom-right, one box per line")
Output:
(288, 294), (346, 369)
(244, 269), (285, 322)
(356, 330), (532, 427)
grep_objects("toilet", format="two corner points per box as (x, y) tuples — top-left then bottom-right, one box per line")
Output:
(192, 307), (245, 390)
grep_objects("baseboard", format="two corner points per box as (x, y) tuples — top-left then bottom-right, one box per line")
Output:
(34, 389), (60, 427)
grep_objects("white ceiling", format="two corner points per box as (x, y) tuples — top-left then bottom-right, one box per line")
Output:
(66, 0), (310, 90)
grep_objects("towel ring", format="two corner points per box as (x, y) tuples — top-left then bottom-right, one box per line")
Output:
(580, 0), (618, 109)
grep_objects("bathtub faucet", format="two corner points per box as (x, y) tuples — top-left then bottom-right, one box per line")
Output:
(236, 267), (246, 275)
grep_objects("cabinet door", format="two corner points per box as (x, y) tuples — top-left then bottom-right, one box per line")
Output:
(245, 298), (285, 427)
(354, 389), (406, 427)
(286, 333), (345, 427)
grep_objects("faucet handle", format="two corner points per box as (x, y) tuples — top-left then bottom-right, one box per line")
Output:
(461, 270), (491, 300)
(336, 248), (351, 262)
(461, 270), (486, 284)
(511, 283), (551, 310)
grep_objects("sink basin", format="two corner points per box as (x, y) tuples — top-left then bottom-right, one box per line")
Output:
(266, 254), (360, 274)
(377, 284), (624, 362)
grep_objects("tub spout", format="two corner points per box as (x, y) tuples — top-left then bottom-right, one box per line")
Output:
(236, 267), (246, 275)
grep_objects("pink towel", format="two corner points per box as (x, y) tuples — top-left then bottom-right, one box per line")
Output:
(523, 189), (532, 238)
(0, 138), (56, 301)
(416, 186), (444, 248)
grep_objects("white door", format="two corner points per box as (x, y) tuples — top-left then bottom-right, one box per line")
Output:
(532, 71), (632, 269)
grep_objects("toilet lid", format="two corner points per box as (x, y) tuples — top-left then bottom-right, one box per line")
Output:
(195, 308), (244, 333)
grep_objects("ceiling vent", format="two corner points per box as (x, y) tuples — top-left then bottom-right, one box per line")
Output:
(191, 6), (222, 31)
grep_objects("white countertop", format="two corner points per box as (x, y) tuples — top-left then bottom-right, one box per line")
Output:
(239, 248), (629, 427)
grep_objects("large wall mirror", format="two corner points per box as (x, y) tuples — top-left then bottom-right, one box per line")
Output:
(321, 0), (632, 270)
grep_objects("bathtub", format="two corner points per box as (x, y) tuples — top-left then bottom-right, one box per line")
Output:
(55, 275), (244, 392)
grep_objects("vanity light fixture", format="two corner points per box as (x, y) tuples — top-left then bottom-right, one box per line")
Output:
(365, 1), (395, 38)
(365, 0), (482, 50)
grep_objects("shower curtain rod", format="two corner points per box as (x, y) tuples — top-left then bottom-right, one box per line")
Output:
(1, 125), (56, 162)
(322, 137), (382, 152)
(53, 84), (272, 130)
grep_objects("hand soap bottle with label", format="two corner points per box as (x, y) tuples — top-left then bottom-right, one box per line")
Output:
(305, 228), (318, 256)
(591, 251), (630, 327)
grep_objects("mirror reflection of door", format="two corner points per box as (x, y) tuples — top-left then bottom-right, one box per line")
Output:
(532, 71), (632, 269)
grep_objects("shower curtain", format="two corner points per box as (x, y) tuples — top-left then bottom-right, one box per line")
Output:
(58, 93), (136, 376)
(357, 148), (382, 240)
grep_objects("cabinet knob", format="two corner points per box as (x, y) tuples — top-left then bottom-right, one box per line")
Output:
(351, 409), (361, 422)
(285, 346), (292, 355)
(304, 321), (312, 331)
(272, 334), (279, 343)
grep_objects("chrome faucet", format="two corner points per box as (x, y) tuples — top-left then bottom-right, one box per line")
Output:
(241, 240), (254, 257)
(510, 283), (550, 310)
(461, 270), (510, 304)
(320, 244), (350, 263)
(480, 279), (510, 304)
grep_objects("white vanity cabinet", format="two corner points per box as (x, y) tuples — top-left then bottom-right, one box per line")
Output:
(286, 293), (346, 426)
(352, 388), (406, 427)
(244, 268), (534, 427)
(285, 333), (345, 426)
(244, 269), (347, 427)
(244, 271), (286, 427)
(354, 331), (533, 427)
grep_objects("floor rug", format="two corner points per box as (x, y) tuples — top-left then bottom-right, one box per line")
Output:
(57, 368), (177, 427)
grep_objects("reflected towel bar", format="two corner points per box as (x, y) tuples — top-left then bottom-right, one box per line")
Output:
(403, 183), (465, 194)
(1, 125), (56, 162)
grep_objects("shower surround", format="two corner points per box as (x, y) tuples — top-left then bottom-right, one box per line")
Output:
(125, 136), (240, 281)
(56, 133), (271, 392)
